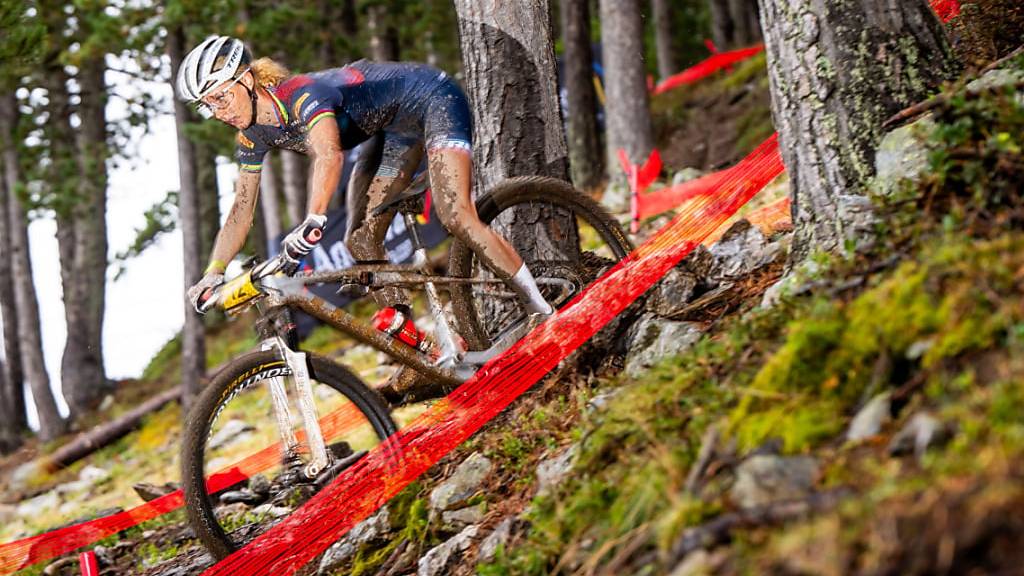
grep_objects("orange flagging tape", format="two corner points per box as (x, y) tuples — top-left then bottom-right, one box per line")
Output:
(203, 135), (785, 575)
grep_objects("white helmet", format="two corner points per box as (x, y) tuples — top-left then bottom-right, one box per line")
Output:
(176, 35), (251, 103)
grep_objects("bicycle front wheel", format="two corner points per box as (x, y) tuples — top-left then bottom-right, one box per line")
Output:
(181, 350), (397, 560)
(448, 176), (634, 351)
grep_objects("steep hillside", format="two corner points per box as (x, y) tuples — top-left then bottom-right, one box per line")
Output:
(3, 41), (1022, 576)
(296, 53), (1024, 576)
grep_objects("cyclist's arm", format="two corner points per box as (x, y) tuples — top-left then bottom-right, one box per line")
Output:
(206, 170), (261, 274)
(305, 111), (344, 216)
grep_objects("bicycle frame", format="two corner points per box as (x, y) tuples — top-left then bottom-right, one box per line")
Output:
(224, 211), (558, 480)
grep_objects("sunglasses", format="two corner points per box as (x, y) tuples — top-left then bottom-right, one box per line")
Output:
(194, 68), (251, 119)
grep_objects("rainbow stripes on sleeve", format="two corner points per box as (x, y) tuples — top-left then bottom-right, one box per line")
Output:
(307, 110), (336, 130)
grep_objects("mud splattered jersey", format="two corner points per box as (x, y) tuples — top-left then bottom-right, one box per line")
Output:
(235, 60), (456, 173)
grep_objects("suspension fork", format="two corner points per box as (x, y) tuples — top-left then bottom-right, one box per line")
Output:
(404, 212), (463, 368)
(259, 309), (331, 479)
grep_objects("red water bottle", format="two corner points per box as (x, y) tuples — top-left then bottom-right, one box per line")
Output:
(372, 307), (431, 354)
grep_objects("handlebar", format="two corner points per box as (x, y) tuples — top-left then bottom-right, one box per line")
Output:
(197, 226), (324, 314)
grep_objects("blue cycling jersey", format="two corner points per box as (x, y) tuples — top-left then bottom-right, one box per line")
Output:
(235, 60), (472, 173)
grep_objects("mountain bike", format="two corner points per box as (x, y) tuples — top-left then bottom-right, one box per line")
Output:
(180, 175), (633, 559)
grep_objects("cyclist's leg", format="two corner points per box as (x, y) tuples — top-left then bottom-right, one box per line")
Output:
(345, 133), (424, 310)
(424, 84), (553, 316)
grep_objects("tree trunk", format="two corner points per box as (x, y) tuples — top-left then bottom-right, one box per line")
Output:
(561, 0), (604, 191)
(709, 0), (733, 50)
(280, 150), (307, 228)
(727, 0), (756, 47)
(599, 0), (654, 207)
(652, 0), (678, 79)
(0, 93), (66, 441)
(194, 139), (221, 259)
(453, 0), (578, 302)
(167, 26), (206, 411)
(367, 5), (398, 61)
(260, 150), (283, 247)
(38, 0), (110, 419)
(0, 147), (27, 452)
(454, 0), (570, 190)
(0, 361), (17, 453)
(340, 0), (360, 61)
(758, 0), (957, 262)
(62, 47), (110, 418)
(710, 0), (762, 49)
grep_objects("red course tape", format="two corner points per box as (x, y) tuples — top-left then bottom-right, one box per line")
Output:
(78, 551), (98, 576)
(653, 45), (765, 95)
(201, 135), (785, 575)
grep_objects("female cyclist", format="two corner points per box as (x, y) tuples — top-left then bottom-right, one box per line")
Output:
(178, 36), (553, 348)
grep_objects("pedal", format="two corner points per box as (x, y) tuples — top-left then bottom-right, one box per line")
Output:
(338, 283), (370, 297)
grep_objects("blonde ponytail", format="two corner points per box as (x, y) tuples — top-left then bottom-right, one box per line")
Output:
(251, 57), (291, 88)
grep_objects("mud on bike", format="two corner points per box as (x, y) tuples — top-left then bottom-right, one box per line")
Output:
(181, 175), (633, 559)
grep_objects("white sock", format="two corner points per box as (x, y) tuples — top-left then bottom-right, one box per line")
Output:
(511, 263), (553, 315)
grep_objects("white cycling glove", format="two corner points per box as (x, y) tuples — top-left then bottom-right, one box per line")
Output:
(187, 271), (224, 314)
(281, 213), (327, 267)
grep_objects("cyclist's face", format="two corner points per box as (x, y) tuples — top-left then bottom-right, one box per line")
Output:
(200, 73), (251, 129)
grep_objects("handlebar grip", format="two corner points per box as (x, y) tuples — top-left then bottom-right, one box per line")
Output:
(198, 287), (217, 313)
(284, 225), (324, 261)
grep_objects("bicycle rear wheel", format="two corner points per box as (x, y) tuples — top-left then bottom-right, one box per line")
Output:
(448, 176), (634, 351)
(181, 350), (397, 560)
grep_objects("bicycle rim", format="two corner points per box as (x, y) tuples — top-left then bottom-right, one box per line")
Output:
(448, 176), (634, 350)
(181, 350), (398, 560)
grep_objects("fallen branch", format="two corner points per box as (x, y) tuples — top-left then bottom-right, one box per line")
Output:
(882, 82), (1024, 130)
(667, 489), (850, 566)
(41, 385), (182, 472)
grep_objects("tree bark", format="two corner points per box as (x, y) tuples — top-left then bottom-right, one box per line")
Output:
(453, 0), (578, 309)
(337, 0), (360, 62)
(0, 151), (27, 452)
(710, 0), (762, 49)
(367, 5), (398, 62)
(561, 0), (604, 191)
(709, 0), (733, 50)
(758, 0), (957, 261)
(167, 26), (206, 411)
(0, 93), (66, 441)
(652, 0), (678, 79)
(599, 0), (654, 206)
(62, 45), (110, 418)
(727, 0), (757, 47)
(281, 150), (307, 228)
(260, 150), (283, 247)
(38, 0), (110, 419)
(454, 0), (570, 190)
(194, 139), (221, 259)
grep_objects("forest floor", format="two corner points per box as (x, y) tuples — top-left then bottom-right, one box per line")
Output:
(2, 44), (1023, 576)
